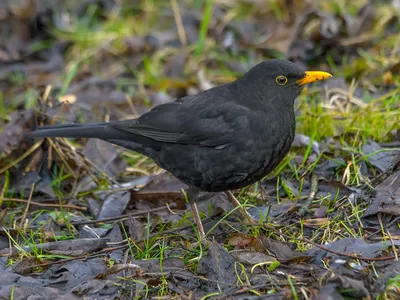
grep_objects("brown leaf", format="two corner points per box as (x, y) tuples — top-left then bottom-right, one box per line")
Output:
(362, 141), (400, 173)
(231, 250), (275, 266)
(131, 173), (188, 209)
(0, 109), (35, 157)
(83, 139), (127, 178)
(306, 237), (394, 259)
(0, 238), (109, 256)
(197, 239), (236, 287)
(96, 191), (131, 219)
(364, 170), (400, 217)
(227, 233), (268, 254)
(259, 236), (300, 260)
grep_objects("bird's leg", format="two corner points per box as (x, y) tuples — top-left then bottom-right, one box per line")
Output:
(225, 191), (255, 224)
(187, 186), (206, 240)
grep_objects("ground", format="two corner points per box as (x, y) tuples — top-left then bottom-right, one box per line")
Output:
(0, 0), (400, 299)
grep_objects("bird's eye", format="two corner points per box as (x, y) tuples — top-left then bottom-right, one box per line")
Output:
(276, 76), (288, 86)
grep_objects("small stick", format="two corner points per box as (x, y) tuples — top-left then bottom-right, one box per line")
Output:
(264, 224), (396, 262)
(2, 198), (87, 211)
(63, 204), (177, 227)
(226, 190), (254, 224)
(298, 173), (318, 217)
(19, 183), (35, 228)
(171, 0), (187, 45)
(0, 140), (43, 174)
(189, 198), (206, 240)
(387, 230), (398, 261)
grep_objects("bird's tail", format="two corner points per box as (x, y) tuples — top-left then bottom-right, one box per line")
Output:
(25, 122), (110, 139)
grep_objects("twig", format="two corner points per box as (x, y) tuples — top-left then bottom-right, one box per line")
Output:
(189, 197), (205, 240)
(45, 138), (74, 175)
(264, 224), (396, 262)
(0, 140), (43, 174)
(366, 216), (400, 239)
(387, 230), (398, 261)
(0, 180), (7, 207)
(19, 183), (35, 228)
(226, 191), (255, 224)
(298, 173), (318, 217)
(63, 203), (177, 227)
(2, 197), (87, 211)
(171, 0), (187, 45)
(0, 208), (7, 223)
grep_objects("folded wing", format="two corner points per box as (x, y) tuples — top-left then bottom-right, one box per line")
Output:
(109, 96), (251, 147)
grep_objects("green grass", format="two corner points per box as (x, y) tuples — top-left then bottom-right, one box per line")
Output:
(195, 0), (213, 58)
(297, 88), (400, 143)
(379, 275), (400, 300)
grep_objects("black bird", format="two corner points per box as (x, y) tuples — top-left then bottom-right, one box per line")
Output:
(26, 59), (331, 239)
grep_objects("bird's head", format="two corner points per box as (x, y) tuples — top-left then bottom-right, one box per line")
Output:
(235, 59), (332, 110)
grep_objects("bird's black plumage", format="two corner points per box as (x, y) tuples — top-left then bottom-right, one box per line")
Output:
(27, 60), (329, 193)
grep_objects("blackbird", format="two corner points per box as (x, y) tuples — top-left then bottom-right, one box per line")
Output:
(26, 59), (331, 239)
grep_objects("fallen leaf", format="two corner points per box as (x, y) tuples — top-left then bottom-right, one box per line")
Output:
(83, 139), (127, 178)
(306, 237), (394, 260)
(227, 233), (268, 254)
(364, 170), (400, 217)
(197, 239), (236, 288)
(231, 250), (276, 266)
(97, 191), (131, 219)
(0, 109), (35, 157)
(362, 141), (400, 173)
(0, 238), (109, 256)
(131, 173), (188, 209)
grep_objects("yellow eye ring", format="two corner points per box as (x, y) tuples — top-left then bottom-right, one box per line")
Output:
(276, 76), (288, 85)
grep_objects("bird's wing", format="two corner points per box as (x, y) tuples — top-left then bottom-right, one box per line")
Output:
(109, 97), (251, 147)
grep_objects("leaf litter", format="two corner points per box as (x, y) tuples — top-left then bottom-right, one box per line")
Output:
(0, 0), (399, 299)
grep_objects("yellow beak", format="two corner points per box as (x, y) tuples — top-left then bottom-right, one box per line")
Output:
(296, 71), (332, 86)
